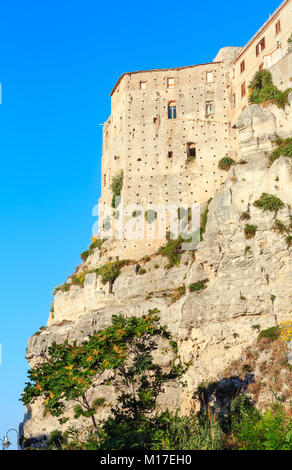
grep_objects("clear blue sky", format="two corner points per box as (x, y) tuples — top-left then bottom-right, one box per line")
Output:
(0, 0), (281, 448)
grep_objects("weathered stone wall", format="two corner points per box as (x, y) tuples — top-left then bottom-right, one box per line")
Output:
(97, 60), (239, 261)
(270, 50), (292, 90)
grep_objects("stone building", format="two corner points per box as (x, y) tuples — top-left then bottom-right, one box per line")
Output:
(231, 0), (292, 121)
(97, 0), (292, 261)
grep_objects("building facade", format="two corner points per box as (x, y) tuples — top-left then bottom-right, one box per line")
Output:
(97, 0), (292, 259)
(231, 0), (292, 121)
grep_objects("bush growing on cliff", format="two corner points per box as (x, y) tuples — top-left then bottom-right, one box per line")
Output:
(218, 157), (235, 171)
(231, 396), (292, 450)
(257, 326), (281, 342)
(158, 234), (185, 268)
(200, 198), (212, 241)
(111, 170), (124, 208)
(269, 138), (292, 165)
(22, 310), (188, 445)
(188, 280), (208, 292)
(244, 224), (257, 239)
(254, 193), (284, 212)
(248, 70), (291, 109)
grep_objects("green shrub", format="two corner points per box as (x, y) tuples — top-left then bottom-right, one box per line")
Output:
(254, 193), (284, 212)
(95, 260), (130, 284)
(80, 250), (90, 262)
(80, 238), (107, 263)
(274, 219), (288, 233)
(286, 235), (292, 247)
(89, 238), (106, 252)
(248, 70), (291, 109)
(244, 224), (257, 239)
(200, 198), (212, 241)
(111, 171), (124, 208)
(53, 282), (70, 295)
(47, 430), (67, 450)
(232, 400), (292, 450)
(244, 245), (251, 255)
(257, 326), (281, 342)
(158, 235), (184, 268)
(218, 157), (235, 171)
(188, 280), (208, 292)
(269, 138), (292, 165)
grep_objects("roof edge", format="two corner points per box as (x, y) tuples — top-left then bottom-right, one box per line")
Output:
(110, 61), (223, 97)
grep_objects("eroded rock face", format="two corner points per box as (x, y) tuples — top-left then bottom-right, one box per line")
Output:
(22, 102), (292, 439)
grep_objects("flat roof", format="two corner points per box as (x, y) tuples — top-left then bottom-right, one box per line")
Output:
(110, 61), (222, 96)
(233, 0), (290, 64)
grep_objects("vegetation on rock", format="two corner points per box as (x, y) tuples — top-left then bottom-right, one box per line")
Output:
(254, 193), (284, 212)
(244, 224), (257, 239)
(188, 280), (208, 292)
(111, 170), (124, 208)
(22, 311), (188, 442)
(200, 198), (212, 241)
(248, 70), (291, 109)
(269, 137), (292, 165)
(218, 156), (235, 171)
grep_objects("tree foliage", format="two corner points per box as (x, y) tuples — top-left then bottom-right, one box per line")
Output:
(22, 310), (188, 433)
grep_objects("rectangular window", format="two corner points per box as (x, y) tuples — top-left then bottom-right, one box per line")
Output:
(140, 82), (146, 90)
(240, 60), (245, 74)
(206, 101), (214, 115)
(259, 62), (264, 70)
(187, 143), (196, 158)
(167, 78), (175, 88)
(256, 37), (265, 56)
(241, 82), (246, 97)
(275, 20), (281, 35)
(168, 151), (173, 158)
(206, 72), (213, 83)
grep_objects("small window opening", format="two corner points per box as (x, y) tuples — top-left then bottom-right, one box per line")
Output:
(256, 37), (265, 56)
(168, 151), (173, 158)
(167, 78), (175, 88)
(187, 143), (196, 159)
(241, 82), (246, 97)
(168, 102), (177, 119)
(275, 20), (281, 35)
(206, 72), (213, 83)
(206, 101), (214, 115)
(140, 82), (146, 90)
(240, 60), (245, 74)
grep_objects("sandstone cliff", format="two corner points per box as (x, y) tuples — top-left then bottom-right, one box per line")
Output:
(22, 98), (292, 439)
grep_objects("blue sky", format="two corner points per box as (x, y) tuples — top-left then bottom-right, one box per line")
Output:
(0, 0), (281, 448)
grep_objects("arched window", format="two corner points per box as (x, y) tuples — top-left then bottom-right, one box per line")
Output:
(168, 101), (177, 120)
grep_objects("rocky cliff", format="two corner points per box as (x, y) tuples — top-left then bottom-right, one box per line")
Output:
(22, 97), (292, 440)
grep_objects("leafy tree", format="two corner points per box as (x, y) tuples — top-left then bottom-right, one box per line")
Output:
(22, 310), (188, 437)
